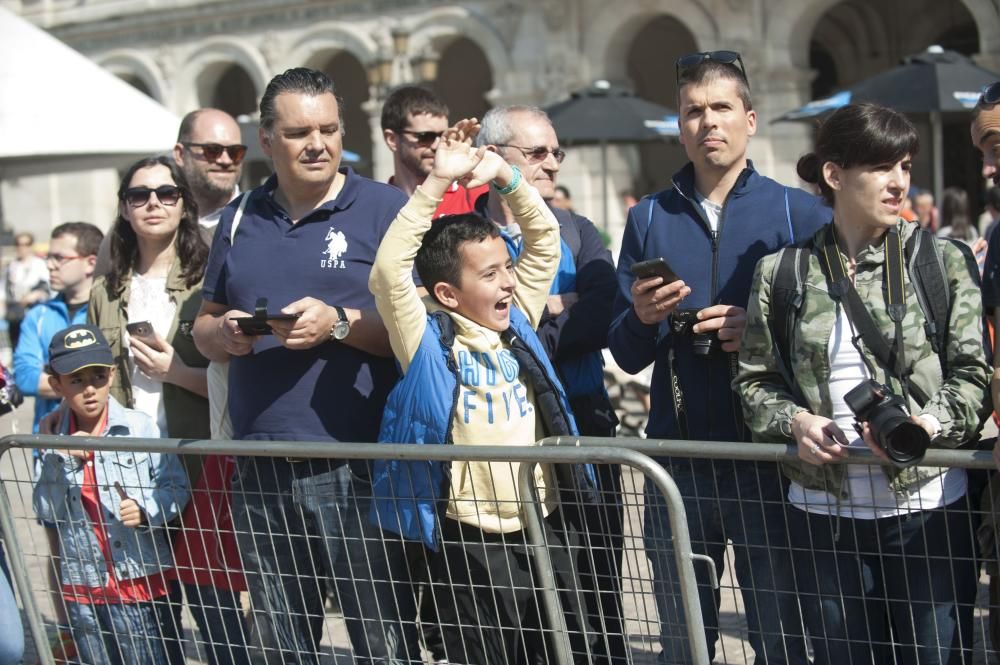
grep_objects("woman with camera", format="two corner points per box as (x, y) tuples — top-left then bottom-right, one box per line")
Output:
(89, 155), (249, 665)
(734, 103), (990, 664)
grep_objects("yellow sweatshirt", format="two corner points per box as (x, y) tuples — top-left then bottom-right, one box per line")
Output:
(369, 180), (561, 533)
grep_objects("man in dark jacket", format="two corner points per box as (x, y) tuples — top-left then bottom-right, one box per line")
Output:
(608, 53), (829, 663)
(475, 105), (625, 664)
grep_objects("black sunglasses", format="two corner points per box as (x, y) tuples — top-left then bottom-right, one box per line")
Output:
(979, 81), (1000, 107)
(399, 129), (445, 147)
(123, 185), (182, 208)
(675, 50), (749, 87)
(183, 142), (248, 164)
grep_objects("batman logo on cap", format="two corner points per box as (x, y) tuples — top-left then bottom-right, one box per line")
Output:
(64, 330), (97, 349)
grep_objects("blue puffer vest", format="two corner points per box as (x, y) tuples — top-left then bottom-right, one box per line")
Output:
(370, 306), (590, 550)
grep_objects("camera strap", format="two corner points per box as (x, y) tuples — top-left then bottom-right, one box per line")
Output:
(821, 225), (928, 405)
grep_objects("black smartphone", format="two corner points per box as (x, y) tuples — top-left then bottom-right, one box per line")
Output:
(630, 258), (681, 284)
(229, 312), (300, 336)
(125, 321), (155, 340)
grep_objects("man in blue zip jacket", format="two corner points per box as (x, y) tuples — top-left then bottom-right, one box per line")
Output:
(609, 53), (829, 664)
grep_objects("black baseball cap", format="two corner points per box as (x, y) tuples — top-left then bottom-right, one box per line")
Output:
(48, 324), (115, 375)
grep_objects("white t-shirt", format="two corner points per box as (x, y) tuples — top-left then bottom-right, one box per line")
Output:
(126, 274), (176, 435)
(788, 309), (965, 518)
(694, 191), (722, 233)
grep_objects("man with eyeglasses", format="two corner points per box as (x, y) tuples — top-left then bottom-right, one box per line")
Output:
(13, 222), (102, 432)
(610, 51), (828, 664)
(475, 105), (624, 665)
(381, 85), (488, 216)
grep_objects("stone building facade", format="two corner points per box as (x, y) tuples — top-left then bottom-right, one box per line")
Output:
(4, 0), (999, 246)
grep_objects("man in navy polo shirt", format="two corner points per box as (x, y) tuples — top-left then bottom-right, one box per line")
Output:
(193, 67), (417, 665)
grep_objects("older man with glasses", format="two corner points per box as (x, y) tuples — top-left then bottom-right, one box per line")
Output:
(609, 51), (830, 664)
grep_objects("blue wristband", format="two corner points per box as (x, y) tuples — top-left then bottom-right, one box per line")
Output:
(493, 165), (522, 195)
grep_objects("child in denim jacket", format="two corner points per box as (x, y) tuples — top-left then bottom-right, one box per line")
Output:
(33, 324), (189, 665)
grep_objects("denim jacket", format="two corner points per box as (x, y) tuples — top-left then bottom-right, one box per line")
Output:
(32, 396), (190, 587)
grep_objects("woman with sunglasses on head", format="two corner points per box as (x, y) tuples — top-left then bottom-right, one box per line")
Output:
(735, 104), (989, 664)
(89, 155), (250, 665)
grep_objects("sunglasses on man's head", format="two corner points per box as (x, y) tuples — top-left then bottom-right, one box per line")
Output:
(183, 142), (248, 164)
(122, 185), (182, 208)
(399, 129), (445, 147)
(979, 81), (1000, 107)
(675, 50), (749, 87)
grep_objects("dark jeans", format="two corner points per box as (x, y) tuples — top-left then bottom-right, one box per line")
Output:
(644, 459), (807, 664)
(67, 581), (184, 665)
(787, 495), (979, 665)
(182, 582), (251, 665)
(232, 458), (419, 665)
(429, 510), (595, 665)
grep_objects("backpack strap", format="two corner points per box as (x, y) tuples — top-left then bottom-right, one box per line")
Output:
(905, 228), (950, 373)
(229, 192), (250, 245)
(769, 245), (809, 383)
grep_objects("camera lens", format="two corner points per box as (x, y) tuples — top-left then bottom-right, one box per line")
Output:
(870, 410), (930, 465)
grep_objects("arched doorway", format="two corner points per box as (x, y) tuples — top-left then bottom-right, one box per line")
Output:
(808, 0), (983, 217)
(312, 51), (373, 178)
(201, 64), (258, 118)
(626, 15), (697, 197)
(433, 37), (493, 122)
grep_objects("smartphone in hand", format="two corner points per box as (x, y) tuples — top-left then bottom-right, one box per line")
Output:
(229, 312), (300, 336)
(630, 258), (681, 284)
(125, 321), (156, 343)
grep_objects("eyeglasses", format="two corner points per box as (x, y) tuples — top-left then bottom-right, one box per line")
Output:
(183, 142), (248, 164)
(122, 185), (182, 208)
(398, 130), (445, 147)
(45, 253), (84, 266)
(675, 50), (749, 86)
(497, 144), (567, 164)
(979, 81), (1000, 107)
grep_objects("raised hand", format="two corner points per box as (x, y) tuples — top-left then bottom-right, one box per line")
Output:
(463, 148), (514, 190)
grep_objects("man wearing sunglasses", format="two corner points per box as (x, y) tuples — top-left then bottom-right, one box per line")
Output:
(381, 85), (488, 216)
(610, 51), (829, 664)
(174, 108), (245, 232)
(475, 105), (624, 665)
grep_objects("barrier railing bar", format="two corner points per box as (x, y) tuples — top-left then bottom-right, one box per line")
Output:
(538, 436), (998, 469)
(0, 440), (55, 665)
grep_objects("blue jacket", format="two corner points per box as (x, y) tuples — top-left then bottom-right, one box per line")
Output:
(32, 396), (189, 587)
(609, 161), (830, 442)
(13, 296), (88, 432)
(371, 307), (586, 550)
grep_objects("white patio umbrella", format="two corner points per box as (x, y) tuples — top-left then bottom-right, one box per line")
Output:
(0, 6), (180, 179)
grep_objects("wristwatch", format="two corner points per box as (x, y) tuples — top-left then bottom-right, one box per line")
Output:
(331, 306), (350, 341)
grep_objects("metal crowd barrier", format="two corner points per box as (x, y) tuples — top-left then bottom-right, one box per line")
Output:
(542, 436), (1000, 665)
(0, 434), (710, 665)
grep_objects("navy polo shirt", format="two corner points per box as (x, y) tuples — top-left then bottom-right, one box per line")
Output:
(203, 168), (407, 442)
(984, 225), (1000, 312)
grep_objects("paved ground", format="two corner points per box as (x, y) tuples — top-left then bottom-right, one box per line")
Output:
(3, 395), (999, 664)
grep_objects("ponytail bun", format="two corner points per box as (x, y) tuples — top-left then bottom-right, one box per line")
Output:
(796, 152), (821, 184)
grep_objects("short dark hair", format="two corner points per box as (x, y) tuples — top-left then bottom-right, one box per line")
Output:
(381, 86), (449, 132)
(677, 60), (752, 111)
(51, 222), (103, 257)
(260, 68), (342, 133)
(796, 103), (919, 207)
(415, 214), (501, 295)
(554, 185), (571, 199)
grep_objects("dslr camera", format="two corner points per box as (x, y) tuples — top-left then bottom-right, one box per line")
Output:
(670, 309), (720, 357)
(843, 379), (929, 466)
(0, 366), (23, 417)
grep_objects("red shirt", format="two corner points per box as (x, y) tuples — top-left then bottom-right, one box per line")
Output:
(61, 410), (173, 605)
(388, 177), (489, 218)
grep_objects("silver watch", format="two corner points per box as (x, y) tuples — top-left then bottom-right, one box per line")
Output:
(331, 306), (350, 341)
